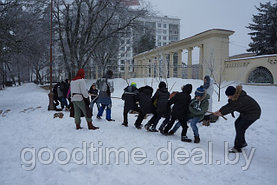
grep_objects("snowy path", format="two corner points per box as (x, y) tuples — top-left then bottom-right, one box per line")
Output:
(0, 79), (276, 185)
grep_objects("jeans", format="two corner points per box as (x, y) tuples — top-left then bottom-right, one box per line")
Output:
(90, 101), (100, 115)
(158, 117), (170, 131)
(97, 104), (111, 120)
(170, 121), (181, 133)
(189, 117), (201, 136)
(59, 97), (68, 109)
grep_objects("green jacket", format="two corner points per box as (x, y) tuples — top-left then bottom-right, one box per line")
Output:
(189, 94), (209, 120)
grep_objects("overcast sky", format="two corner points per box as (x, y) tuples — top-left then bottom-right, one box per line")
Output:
(146, 0), (273, 56)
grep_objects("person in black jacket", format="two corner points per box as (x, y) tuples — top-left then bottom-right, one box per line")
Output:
(144, 81), (170, 132)
(88, 83), (100, 115)
(161, 84), (193, 142)
(121, 82), (139, 127)
(134, 85), (154, 129)
(214, 85), (261, 153)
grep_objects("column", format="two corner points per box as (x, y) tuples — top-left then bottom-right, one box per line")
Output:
(199, 44), (204, 79)
(169, 52), (174, 78)
(124, 61), (129, 80)
(156, 58), (160, 78)
(187, 47), (193, 79)
(150, 57), (154, 78)
(177, 49), (183, 78)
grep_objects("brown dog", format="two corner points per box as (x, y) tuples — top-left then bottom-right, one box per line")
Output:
(53, 112), (64, 119)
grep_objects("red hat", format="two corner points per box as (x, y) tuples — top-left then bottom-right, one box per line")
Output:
(72, 69), (85, 81)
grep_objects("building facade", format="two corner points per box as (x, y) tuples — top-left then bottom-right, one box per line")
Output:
(117, 16), (180, 77)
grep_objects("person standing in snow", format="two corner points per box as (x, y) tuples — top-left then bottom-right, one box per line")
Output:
(57, 81), (68, 110)
(121, 82), (139, 127)
(187, 86), (209, 143)
(96, 70), (114, 121)
(213, 85), (261, 153)
(88, 83), (100, 115)
(161, 84), (192, 142)
(144, 81), (170, 132)
(70, 69), (99, 130)
(202, 75), (217, 126)
(134, 85), (154, 129)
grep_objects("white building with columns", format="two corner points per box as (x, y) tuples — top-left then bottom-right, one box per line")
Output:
(117, 16), (180, 77)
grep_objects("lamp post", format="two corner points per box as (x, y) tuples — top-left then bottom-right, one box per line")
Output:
(48, 0), (55, 110)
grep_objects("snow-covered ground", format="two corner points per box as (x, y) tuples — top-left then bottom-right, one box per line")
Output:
(0, 78), (276, 185)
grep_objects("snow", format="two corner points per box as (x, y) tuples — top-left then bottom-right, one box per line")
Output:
(0, 78), (277, 185)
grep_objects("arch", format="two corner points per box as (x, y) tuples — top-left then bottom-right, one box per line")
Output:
(247, 66), (274, 84)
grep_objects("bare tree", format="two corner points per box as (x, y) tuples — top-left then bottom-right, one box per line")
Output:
(54, 0), (149, 79)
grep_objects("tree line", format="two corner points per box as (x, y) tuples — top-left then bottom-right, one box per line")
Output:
(0, 0), (151, 87)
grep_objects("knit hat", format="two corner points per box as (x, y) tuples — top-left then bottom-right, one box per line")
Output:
(225, 86), (236, 96)
(159, 81), (166, 89)
(195, 86), (205, 97)
(131, 82), (136, 87)
(72, 69), (85, 81)
(182, 84), (192, 94)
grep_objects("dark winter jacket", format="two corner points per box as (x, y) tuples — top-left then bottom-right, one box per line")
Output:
(122, 86), (139, 111)
(169, 85), (192, 120)
(138, 86), (154, 114)
(88, 88), (99, 102)
(96, 77), (114, 105)
(62, 81), (70, 98)
(189, 93), (210, 120)
(152, 87), (170, 115)
(220, 86), (261, 121)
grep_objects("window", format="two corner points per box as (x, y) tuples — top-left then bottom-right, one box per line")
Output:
(120, 66), (125, 71)
(158, 42), (161, 46)
(158, 23), (161, 28)
(158, 36), (161, 40)
(126, 39), (130, 44)
(121, 53), (125, 57)
(163, 24), (167, 28)
(121, 60), (125, 65)
(127, 47), (131, 51)
(163, 30), (167, 34)
(163, 36), (167, 40)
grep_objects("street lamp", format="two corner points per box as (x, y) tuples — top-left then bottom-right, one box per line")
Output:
(48, 0), (55, 110)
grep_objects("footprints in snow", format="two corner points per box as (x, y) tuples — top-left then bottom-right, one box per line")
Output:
(0, 106), (42, 117)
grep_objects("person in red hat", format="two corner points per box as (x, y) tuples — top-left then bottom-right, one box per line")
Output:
(70, 69), (99, 130)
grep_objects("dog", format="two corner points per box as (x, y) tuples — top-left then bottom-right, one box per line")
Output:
(53, 112), (64, 119)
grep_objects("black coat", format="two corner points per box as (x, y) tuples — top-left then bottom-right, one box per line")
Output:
(220, 86), (261, 121)
(138, 86), (154, 114)
(169, 87), (191, 120)
(88, 88), (99, 102)
(121, 86), (139, 111)
(152, 87), (170, 115)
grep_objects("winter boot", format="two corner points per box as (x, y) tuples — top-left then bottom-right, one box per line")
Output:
(144, 122), (151, 131)
(167, 130), (175, 135)
(181, 136), (192, 142)
(194, 136), (200, 143)
(96, 115), (102, 119)
(229, 147), (242, 153)
(76, 123), (82, 130)
(135, 124), (142, 129)
(106, 119), (115, 121)
(122, 122), (128, 127)
(149, 126), (158, 132)
(87, 122), (99, 130)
